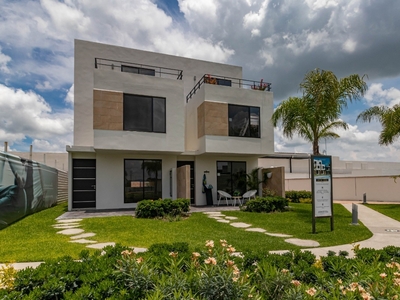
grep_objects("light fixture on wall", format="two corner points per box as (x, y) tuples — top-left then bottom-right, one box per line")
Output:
(204, 170), (209, 174)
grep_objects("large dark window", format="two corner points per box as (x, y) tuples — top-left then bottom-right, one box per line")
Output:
(124, 159), (162, 203)
(121, 65), (155, 76)
(228, 104), (260, 138)
(217, 161), (247, 195)
(123, 94), (166, 133)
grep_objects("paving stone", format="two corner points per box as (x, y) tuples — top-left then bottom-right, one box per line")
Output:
(265, 232), (293, 237)
(131, 247), (148, 253)
(53, 225), (81, 229)
(57, 228), (84, 235)
(86, 242), (116, 249)
(230, 222), (252, 228)
(53, 223), (81, 227)
(208, 216), (224, 220)
(57, 219), (82, 223)
(216, 219), (230, 223)
(285, 238), (320, 247)
(224, 216), (238, 220)
(204, 212), (225, 217)
(70, 233), (96, 239)
(69, 239), (97, 244)
(245, 228), (266, 233)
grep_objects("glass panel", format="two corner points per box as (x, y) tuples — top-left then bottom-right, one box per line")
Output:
(232, 162), (247, 195)
(124, 160), (144, 203)
(138, 68), (156, 76)
(142, 160), (162, 200)
(216, 78), (232, 86)
(153, 97), (166, 133)
(229, 105), (249, 137)
(121, 65), (139, 73)
(124, 95), (152, 132)
(217, 161), (246, 196)
(249, 107), (260, 138)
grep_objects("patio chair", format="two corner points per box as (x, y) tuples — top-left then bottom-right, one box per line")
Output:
(242, 190), (257, 204)
(217, 190), (232, 206)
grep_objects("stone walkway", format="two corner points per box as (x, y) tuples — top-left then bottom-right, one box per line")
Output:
(204, 211), (320, 247)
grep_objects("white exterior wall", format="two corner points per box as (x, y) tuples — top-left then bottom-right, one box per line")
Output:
(74, 39), (242, 147)
(93, 69), (185, 152)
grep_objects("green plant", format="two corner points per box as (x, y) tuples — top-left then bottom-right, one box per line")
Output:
(285, 190), (312, 203)
(241, 196), (288, 213)
(262, 187), (276, 197)
(136, 198), (190, 219)
(246, 167), (267, 191)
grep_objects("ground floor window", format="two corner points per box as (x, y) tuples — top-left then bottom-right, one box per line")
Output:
(124, 159), (162, 203)
(216, 161), (246, 196)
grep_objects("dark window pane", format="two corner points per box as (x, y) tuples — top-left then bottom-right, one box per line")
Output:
(138, 68), (155, 76)
(229, 105), (249, 137)
(217, 161), (247, 197)
(121, 65), (139, 73)
(124, 159), (162, 203)
(124, 95), (152, 131)
(216, 78), (232, 86)
(153, 97), (166, 133)
(249, 107), (260, 138)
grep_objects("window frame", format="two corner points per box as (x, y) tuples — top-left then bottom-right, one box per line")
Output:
(216, 161), (247, 196)
(123, 94), (166, 133)
(228, 104), (260, 138)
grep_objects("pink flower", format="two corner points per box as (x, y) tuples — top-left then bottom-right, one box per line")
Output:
(204, 257), (217, 265)
(380, 273), (387, 279)
(305, 287), (316, 296)
(291, 280), (301, 287)
(205, 240), (214, 248)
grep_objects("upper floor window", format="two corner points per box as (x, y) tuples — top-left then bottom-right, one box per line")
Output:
(121, 65), (155, 76)
(123, 94), (166, 133)
(228, 104), (260, 138)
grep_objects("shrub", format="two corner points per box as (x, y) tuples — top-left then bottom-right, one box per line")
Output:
(136, 198), (190, 219)
(285, 190), (312, 203)
(241, 196), (288, 213)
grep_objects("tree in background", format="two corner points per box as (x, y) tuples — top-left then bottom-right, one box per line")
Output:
(357, 104), (400, 145)
(272, 69), (368, 154)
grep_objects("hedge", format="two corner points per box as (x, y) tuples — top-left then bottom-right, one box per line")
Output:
(241, 196), (288, 213)
(135, 198), (190, 219)
(285, 190), (312, 203)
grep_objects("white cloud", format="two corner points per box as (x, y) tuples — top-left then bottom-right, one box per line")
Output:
(364, 83), (400, 107)
(0, 84), (73, 151)
(243, 0), (269, 30)
(35, 81), (52, 90)
(65, 84), (74, 105)
(342, 38), (357, 53)
(179, 0), (218, 24)
(0, 47), (11, 73)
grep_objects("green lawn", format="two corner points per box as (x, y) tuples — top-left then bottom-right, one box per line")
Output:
(0, 202), (372, 262)
(364, 203), (400, 222)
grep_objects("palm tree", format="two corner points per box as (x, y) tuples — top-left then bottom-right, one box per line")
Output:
(357, 104), (400, 145)
(272, 69), (368, 154)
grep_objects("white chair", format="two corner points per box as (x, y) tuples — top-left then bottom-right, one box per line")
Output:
(217, 190), (232, 206)
(242, 190), (257, 204)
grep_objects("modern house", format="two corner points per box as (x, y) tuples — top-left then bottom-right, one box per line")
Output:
(67, 39), (274, 210)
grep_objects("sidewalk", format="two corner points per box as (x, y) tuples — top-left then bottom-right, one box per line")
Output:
(3, 202), (400, 269)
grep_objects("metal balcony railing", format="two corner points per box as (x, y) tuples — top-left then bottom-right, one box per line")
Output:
(94, 58), (183, 80)
(186, 74), (271, 102)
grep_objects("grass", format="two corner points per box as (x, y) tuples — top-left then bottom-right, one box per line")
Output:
(0, 202), (372, 262)
(0, 203), (89, 263)
(364, 203), (400, 221)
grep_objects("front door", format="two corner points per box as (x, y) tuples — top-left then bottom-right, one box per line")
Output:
(177, 161), (195, 204)
(72, 159), (96, 209)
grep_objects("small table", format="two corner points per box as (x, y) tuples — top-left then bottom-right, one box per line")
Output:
(232, 196), (242, 206)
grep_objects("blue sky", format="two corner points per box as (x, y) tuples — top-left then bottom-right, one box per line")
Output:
(1, 0), (400, 162)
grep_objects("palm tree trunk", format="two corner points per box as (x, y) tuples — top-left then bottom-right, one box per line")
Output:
(313, 140), (319, 155)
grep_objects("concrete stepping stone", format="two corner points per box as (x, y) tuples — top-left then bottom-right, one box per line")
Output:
(57, 228), (84, 235)
(70, 239), (97, 244)
(246, 228), (266, 233)
(224, 216), (238, 220)
(230, 222), (252, 228)
(285, 238), (320, 247)
(131, 247), (147, 253)
(208, 216), (223, 219)
(265, 232), (293, 238)
(57, 219), (82, 223)
(53, 223), (81, 227)
(70, 233), (96, 239)
(86, 242), (116, 249)
(216, 219), (230, 223)
(53, 225), (81, 229)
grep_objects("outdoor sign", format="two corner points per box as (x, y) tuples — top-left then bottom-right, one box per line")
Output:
(0, 151), (58, 229)
(311, 155), (333, 233)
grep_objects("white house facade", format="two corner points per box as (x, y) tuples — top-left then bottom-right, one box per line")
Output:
(67, 40), (274, 210)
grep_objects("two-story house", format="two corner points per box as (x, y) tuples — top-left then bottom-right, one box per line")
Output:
(67, 39), (274, 210)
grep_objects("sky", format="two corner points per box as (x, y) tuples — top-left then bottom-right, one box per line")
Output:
(1, 0), (400, 162)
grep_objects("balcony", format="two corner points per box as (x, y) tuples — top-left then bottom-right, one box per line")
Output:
(94, 57), (183, 80)
(186, 74), (271, 102)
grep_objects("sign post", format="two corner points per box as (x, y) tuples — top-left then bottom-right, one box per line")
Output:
(311, 155), (333, 233)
